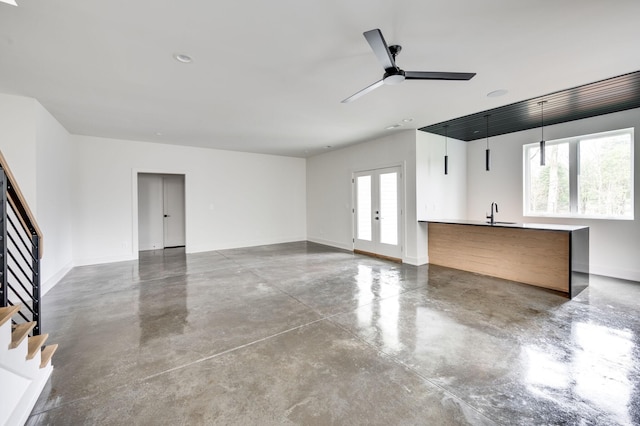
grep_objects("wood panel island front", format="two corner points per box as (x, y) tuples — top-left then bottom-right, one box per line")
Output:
(422, 220), (589, 298)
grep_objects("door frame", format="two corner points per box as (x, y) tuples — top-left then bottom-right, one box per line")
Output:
(351, 162), (406, 262)
(132, 168), (188, 258)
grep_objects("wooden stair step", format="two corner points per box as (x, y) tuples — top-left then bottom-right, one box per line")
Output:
(27, 333), (48, 360)
(0, 304), (21, 327)
(40, 344), (58, 368)
(10, 321), (36, 349)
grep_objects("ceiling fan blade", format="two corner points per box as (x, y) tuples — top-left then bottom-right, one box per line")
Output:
(363, 29), (396, 70)
(341, 80), (384, 103)
(405, 71), (476, 81)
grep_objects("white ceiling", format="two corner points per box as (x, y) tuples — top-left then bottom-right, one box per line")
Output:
(1, 0), (640, 158)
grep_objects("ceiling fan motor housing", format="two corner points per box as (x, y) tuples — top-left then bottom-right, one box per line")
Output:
(384, 68), (406, 85)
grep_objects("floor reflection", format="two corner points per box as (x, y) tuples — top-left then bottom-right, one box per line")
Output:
(346, 263), (640, 423)
(356, 265), (402, 352)
(136, 247), (187, 281)
(573, 322), (634, 425)
(523, 322), (636, 425)
(357, 265), (378, 342)
(138, 249), (189, 345)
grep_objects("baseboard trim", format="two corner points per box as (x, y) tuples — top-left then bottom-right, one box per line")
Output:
(186, 236), (307, 254)
(403, 255), (428, 266)
(73, 254), (137, 267)
(589, 265), (640, 282)
(354, 249), (402, 263)
(306, 237), (352, 252)
(41, 262), (73, 297)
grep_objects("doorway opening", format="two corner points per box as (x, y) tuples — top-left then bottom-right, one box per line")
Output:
(352, 166), (403, 262)
(137, 173), (186, 251)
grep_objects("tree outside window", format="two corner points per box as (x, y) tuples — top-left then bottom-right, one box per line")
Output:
(524, 128), (634, 220)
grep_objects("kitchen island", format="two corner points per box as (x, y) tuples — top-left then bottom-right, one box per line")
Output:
(421, 220), (589, 298)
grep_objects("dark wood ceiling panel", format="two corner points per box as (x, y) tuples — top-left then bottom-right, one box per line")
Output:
(419, 71), (640, 141)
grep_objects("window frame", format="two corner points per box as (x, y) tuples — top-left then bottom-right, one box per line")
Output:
(523, 127), (634, 220)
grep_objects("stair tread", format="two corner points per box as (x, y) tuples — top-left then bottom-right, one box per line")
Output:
(27, 334), (48, 360)
(0, 304), (21, 327)
(10, 321), (36, 349)
(40, 344), (58, 368)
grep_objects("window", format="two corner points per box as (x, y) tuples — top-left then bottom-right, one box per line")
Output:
(524, 128), (634, 219)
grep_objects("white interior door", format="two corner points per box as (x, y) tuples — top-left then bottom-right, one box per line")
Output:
(353, 166), (402, 259)
(138, 174), (164, 250)
(138, 173), (185, 251)
(162, 175), (186, 248)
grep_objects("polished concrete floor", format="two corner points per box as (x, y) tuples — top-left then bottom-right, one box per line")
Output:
(27, 242), (640, 425)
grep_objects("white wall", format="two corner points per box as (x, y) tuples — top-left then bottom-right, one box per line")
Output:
(35, 102), (74, 294)
(416, 131), (467, 221)
(71, 135), (307, 265)
(0, 93), (74, 295)
(0, 94), (37, 209)
(416, 131), (467, 264)
(467, 108), (640, 281)
(307, 130), (421, 264)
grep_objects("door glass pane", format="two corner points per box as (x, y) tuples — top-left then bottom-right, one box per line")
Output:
(379, 172), (397, 245)
(357, 176), (372, 241)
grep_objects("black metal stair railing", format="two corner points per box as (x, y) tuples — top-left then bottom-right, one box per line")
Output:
(0, 151), (43, 336)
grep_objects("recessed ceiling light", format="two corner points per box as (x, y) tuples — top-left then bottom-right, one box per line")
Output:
(402, 118), (414, 123)
(385, 124), (402, 130)
(173, 53), (192, 64)
(487, 89), (508, 98)
(0, 0), (18, 6)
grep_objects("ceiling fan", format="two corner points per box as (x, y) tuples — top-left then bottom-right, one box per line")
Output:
(341, 29), (476, 103)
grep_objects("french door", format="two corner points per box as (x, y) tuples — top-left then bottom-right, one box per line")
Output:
(353, 166), (403, 260)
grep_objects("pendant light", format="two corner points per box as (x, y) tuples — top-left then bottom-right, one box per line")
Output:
(444, 125), (449, 175)
(485, 114), (491, 171)
(538, 100), (547, 166)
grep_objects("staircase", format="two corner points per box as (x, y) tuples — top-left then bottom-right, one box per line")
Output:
(0, 150), (57, 426)
(0, 305), (57, 425)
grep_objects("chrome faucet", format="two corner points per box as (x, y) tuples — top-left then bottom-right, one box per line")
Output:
(486, 202), (498, 225)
